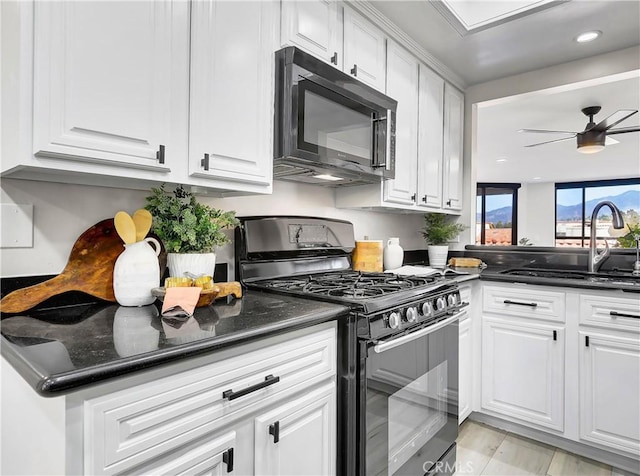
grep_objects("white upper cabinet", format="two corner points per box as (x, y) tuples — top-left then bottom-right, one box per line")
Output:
(417, 64), (445, 209)
(189, 0), (274, 192)
(383, 40), (419, 206)
(443, 83), (464, 212)
(343, 7), (386, 92)
(32, 1), (188, 173)
(280, 0), (342, 68)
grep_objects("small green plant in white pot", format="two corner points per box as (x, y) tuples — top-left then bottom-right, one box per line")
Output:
(422, 213), (466, 268)
(145, 184), (239, 278)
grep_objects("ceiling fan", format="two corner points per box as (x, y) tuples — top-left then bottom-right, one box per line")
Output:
(519, 106), (639, 154)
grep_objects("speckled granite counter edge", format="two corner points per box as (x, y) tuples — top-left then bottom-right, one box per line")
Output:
(1, 304), (349, 397)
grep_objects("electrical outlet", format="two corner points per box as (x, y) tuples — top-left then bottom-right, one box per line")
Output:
(1, 203), (34, 248)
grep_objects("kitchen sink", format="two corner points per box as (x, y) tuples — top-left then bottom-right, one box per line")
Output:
(498, 268), (640, 287)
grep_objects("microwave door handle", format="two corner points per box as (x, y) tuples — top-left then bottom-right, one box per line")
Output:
(373, 309), (467, 354)
(371, 111), (390, 169)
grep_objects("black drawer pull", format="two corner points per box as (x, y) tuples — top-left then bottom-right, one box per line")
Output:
(156, 144), (165, 164)
(585, 335), (590, 347)
(610, 310), (640, 319)
(201, 153), (210, 171)
(222, 374), (280, 401)
(504, 299), (538, 308)
(222, 448), (234, 472)
(269, 420), (280, 443)
(553, 330), (557, 341)
(351, 64), (358, 76)
(330, 52), (338, 65)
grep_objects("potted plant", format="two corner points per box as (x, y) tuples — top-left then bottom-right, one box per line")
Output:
(422, 213), (466, 268)
(145, 184), (239, 278)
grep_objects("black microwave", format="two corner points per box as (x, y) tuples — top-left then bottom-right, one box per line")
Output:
(274, 47), (397, 186)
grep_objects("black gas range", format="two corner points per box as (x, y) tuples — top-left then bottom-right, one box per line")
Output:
(236, 216), (463, 476)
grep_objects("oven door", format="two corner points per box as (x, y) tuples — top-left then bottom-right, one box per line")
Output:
(362, 310), (463, 476)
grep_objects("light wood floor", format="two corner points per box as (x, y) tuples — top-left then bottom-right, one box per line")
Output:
(457, 420), (615, 476)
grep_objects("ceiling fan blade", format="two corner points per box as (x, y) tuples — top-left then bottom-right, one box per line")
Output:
(524, 135), (576, 148)
(606, 125), (640, 135)
(604, 136), (619, 145)
(589, 109), (638, 132)
(518, 128), (577, 134)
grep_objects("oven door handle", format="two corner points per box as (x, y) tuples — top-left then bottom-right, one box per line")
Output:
(373, 310), (467, 354)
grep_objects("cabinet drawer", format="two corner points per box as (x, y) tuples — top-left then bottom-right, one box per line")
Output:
(579, 293), (640, 332)
(84, 325), (336, 475)
(483, 285), (565, 322)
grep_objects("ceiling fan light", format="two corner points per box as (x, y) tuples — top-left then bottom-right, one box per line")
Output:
(577, 144), (605, 154)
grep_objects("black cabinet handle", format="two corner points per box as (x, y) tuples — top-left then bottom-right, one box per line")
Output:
(222, 374), (280, 401)
(422, 195), (427, 203)
(585, 335), (590, 347)
(446, 199), (452, 207)
(410, 193), (416, 202)
(330, 52), (338, 65)
(610, 310), (640, 319)
(269, 421), (280, 443)
(350, 64), (358, 76)
(156, 144), (165, 164)
(553, 330), (557, 341)
(201, 153), (210, 171)
(503, 299), (538, 308)
(222, 448), (234, 472)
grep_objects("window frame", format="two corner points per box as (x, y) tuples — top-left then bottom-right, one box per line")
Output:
(476, 182), (521, 245)
(555, 177), (640, 247)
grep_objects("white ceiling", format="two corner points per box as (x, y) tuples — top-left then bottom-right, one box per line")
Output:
(369, 0), (640, 184)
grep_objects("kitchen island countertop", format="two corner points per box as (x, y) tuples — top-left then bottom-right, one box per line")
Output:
(1, 290), (349, 396)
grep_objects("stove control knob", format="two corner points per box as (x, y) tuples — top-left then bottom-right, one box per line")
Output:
(388, 312), (401, 329)
(406, 307), (418, 323)
(436, 297), (447, 311)
(422, 301), (433, 316)
(447, 294), (458, 306)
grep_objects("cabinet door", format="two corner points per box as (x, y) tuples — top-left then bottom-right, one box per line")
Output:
(32, 1), (186, 172)
(579, 331), (640, 454)
(442, 83), (464, 212)
(255, 383), (336, 476)
(131, 431), (236, 476)
(417, 64), (445, 209)
(280, 0), (342, 68)
(459, 316), (472, 423)
(343, 7), (386, 92)
(384, 41), (419, 206)
(189, 1), (274, 192)
(481, 317), (564, 431)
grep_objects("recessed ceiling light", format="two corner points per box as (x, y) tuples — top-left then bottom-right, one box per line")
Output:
(532, 176), (542, 181)
(496, 157), (508, 163)
(575, 30), (602, 43)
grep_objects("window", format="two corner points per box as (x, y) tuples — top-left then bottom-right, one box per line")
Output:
(476, 183), (521, 245)
(555, 178), (640, 247)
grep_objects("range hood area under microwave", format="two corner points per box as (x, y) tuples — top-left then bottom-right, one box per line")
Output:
(274, 47), (397, 187)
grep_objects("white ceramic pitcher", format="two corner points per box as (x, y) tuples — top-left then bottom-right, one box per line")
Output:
(384, 237), (404, 271)
(113, 237), (161, 306)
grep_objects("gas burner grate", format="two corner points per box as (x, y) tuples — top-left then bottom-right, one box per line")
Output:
(259, 271), (444, 298)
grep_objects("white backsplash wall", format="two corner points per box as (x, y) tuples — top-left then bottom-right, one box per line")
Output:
(0, 178), (427, 278)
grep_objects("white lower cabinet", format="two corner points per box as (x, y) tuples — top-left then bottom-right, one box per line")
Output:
(1, 322), (337, 476)
(481, 316), (564, 431)
(578, 331), (640, 454)
(458, 312), (472, 422)
(255, 383), (336, 476)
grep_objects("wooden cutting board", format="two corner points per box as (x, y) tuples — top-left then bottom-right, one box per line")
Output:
(0, 219), (166, 314)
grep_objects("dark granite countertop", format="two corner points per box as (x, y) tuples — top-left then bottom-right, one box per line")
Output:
(1, 291), (349, 396)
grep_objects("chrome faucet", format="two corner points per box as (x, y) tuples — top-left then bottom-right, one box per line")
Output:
(633, 234), (640, 276)
(588, 200), (625, 273)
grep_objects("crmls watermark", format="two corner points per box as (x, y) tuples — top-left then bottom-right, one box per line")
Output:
(422, 460), (475, 474)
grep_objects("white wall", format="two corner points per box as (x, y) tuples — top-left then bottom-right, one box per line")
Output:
(0, 178), (427, 277)
(518, 182), (556, 247)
